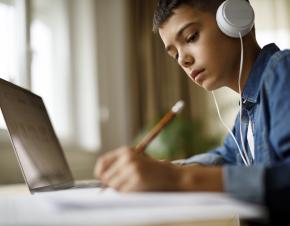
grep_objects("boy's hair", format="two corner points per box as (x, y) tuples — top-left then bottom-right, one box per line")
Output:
(153, 0), (249, 33)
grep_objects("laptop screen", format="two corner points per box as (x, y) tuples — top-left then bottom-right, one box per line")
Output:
(0, 79), (73, 191)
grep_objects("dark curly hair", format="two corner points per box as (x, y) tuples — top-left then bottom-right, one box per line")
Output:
(153, 0), (249, 33)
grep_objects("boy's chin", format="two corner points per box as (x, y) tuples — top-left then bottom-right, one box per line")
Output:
(194, 78), (220, 91)
(201, 82), (217, 92)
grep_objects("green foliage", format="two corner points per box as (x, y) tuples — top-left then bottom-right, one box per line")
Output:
(134, 115), (220, 161)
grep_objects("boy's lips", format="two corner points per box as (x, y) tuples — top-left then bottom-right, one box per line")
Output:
(190, 69), (205, 81)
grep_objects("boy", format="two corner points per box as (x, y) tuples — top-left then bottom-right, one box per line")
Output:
(94, 0), (290, 206)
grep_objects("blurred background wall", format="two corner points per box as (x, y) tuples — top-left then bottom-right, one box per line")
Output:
(0, 0), (289, 184)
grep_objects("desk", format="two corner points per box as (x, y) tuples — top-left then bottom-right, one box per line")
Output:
(0, 184), (29, 195)
(0, 184), (266, 226)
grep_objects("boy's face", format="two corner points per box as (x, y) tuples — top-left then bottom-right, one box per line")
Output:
(159, 4), (241, 91)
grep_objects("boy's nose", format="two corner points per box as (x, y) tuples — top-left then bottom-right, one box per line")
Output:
(179, 54), (194, 68)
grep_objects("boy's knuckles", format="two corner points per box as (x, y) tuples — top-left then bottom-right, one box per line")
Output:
(127, 161), (141, 172)
(122, 153), (136, 163)
(123, 148), (134, 156)
(97, 156), (107, 166)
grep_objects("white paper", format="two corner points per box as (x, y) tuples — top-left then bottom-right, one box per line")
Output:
(0, 188), (267, 226)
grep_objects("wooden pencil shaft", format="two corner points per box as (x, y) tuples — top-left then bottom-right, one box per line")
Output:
(135, 111), (176, 152)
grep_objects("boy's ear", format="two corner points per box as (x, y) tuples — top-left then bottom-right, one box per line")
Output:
(216, 0), (254, 38)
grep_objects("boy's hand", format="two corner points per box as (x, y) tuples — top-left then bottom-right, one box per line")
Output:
(94, 147), (224, 192)
(94, 147), (183, 192)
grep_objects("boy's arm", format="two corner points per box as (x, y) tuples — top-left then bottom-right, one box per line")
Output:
(178, 164), (224, 192)
(180, 155), (266, 204)
(181, 122), (266, 204)
(95, 147), (224, 192)
(95, 146), (265, 204)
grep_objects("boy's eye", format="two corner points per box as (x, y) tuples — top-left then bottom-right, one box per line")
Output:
(186, 32), (198, 43)
(175, 53), (179, 61)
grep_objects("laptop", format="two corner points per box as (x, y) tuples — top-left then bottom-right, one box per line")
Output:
(0, 78), (104, 193)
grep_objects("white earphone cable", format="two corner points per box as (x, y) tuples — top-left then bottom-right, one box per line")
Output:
(238, 32), (251, 166)
(211, 32), (250, 166)
(211, 91), (249, 166)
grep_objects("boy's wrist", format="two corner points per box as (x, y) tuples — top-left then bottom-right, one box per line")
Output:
(178, 165), (201, 191)
(178, 165), (224, 192)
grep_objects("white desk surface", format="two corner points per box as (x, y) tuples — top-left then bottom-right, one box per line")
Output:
(0, 184), (267, 226)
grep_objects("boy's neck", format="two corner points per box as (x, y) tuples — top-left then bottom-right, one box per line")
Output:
(228, 35), (261, 94)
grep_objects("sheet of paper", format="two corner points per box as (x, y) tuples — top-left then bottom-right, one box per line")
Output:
(0, 188), (267, 226)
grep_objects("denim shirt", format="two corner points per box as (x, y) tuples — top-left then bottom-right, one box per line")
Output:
(184, 43), (290, 204)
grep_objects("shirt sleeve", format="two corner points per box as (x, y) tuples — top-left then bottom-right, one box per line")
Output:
(224, 165), (265, 204)
(185, 152), (266, 204)
(183, 119), (240, 166)
(181, 127), (264, 204)
(183, 111), (267, 203)
(265, 159), (290, 222)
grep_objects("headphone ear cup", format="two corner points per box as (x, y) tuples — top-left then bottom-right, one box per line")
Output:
(216, 0), (255, 38)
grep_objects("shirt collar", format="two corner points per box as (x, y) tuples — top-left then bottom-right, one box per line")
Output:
(242, 43), (280, 104)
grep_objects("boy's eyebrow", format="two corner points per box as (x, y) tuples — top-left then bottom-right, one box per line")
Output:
(176, 22), (196, 39)
(165, 22), (196, 52)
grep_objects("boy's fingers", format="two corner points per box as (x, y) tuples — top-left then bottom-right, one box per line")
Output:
(95, 152), (118, 178)
(94, 147), (134, 179)
(106, 162), (141, 191)
(100, 150), (138, 184)
(118, 175), (140, 192)
(109, 168), (133, 191)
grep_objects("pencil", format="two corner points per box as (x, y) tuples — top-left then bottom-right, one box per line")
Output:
(135, 100), (185, 153)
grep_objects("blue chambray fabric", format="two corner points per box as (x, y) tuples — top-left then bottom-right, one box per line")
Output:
(184, 43), (290, 204)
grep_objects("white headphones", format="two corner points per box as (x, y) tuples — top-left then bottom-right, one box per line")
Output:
(216, 0), (255, 38)
(214, 0), (255, 166)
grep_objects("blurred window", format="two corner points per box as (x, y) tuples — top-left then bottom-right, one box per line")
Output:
(0, 0), (100, 152)
(0, 0), (17, 129)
